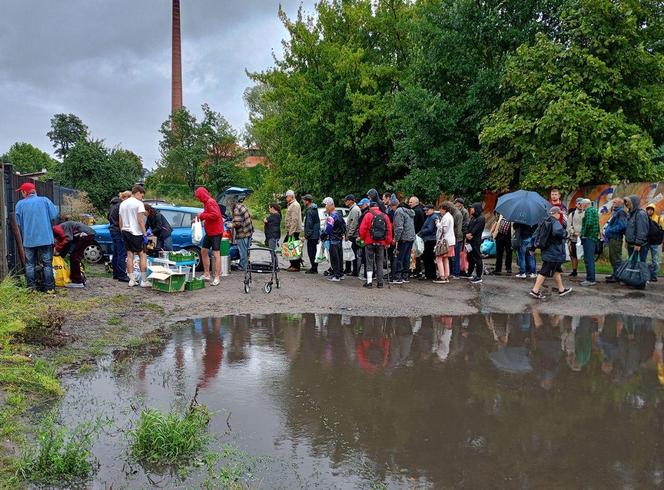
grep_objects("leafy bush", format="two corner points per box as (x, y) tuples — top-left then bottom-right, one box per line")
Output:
(129, 405), (211, 465)
(15, 416), (99, 485)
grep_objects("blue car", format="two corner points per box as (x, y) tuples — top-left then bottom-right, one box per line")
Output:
(84, 204), (239, 269)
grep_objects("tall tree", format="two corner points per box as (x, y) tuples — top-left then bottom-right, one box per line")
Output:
(46, 113), (89, 160)
(480, 0), (664, 192)
(1, 142), (58, 174)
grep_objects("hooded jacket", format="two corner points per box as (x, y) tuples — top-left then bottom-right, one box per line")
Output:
(450, 206), (463, 242)
(303, 203), (320, 240)
(466, 203), (485, 246)
(367, 189), (386, 213)
(359, 207), (393, 247)
(604, 206), (628, 240)
(412, 204), (425, 233)
(538, 216), (567, 263)
(146, 209), (172, 239)
(52, 221), (96, 255)
(419, 212), (440, 242)
(195, 187), (224, 236)
(346, 203), (362, 239)
(393, 204), (416, 242)
(625, 195), (649, 246)
(108, 197), (122, 235)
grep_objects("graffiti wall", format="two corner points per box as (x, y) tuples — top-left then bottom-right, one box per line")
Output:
(482, 182), (664, 228)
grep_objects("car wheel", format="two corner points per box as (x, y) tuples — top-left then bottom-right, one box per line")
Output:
(185, 247), (203, 272)
(84, 242), (104, 264)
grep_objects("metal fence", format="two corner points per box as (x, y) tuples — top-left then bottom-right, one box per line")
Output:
(0, 163), (78, 279)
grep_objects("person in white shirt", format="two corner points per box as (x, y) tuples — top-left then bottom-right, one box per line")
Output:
(119, 185), (149, 287)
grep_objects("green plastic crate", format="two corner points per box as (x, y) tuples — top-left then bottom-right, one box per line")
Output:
(168, 252), (197, 263)
(151, 274), (187, 293)
(185, 278), (206, 291)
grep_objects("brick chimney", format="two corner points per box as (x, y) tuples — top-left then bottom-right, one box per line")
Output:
(172, 0), (183, 113)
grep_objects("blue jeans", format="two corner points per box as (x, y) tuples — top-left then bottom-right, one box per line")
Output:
(648, 245), (660, 279)
(237, 237), (251, 271)
(25, 245), (55, 291)
(111, 231), (128, 279)
(452, 241), (463, 277)
(582, 238), (596, 282)
(627, 245), (649, 263)
(393, 240), (414, 281)
(517, 239), (536, 274)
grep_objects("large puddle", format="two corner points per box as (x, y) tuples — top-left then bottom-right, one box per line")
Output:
(52, 313), (664, 488)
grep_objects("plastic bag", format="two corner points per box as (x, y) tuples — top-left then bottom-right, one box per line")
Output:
(575, 240), (584, 260)
(460, 249), (469, 272)
(315, 241), (328, 263)
(342, 240), (355, 262)
(616, 253), (650, 287)
(282, 237), (303, 259)
(192, 218), (203, 245)
(414, 236), (425, 257)
(53, 256), (70, 288)
(480, 239), (496, 256)
(465, 243), (473, 253)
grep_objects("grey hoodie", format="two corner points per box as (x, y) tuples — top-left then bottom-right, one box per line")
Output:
(393, 205), (416, 242)
(625, 195), (649, 246)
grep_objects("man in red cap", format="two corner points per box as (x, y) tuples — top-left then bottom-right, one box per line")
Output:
(14, 182), (58, 292)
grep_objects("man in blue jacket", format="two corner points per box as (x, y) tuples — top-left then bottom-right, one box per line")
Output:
(14, 182), (58, 292)
(302, 194), (320, 274)
(603, 198), (628, 283)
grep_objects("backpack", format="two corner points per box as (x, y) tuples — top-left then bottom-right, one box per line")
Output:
(648, 218), (664, 245)
(370, 211), (388, 241)
(531, 220), (551, 251)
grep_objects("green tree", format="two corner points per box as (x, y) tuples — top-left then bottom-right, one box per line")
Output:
(480, 0), (664, 192)
(1, 142), (58, 174)
(57, 139), (143, 211)
(46, 114), (89, 160)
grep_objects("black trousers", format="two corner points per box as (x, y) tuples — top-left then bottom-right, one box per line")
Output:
(467, 243), (483, 278)
(423, 241), (437, 279)
(344, 237), (359, 275)
(494, 233), (513, 273)
(329, 242), (343, 278)
(307, 238), (318, 272)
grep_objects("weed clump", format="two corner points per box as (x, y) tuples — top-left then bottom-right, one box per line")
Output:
(129, 404), (211, 465)
(15, 415), (99, 485)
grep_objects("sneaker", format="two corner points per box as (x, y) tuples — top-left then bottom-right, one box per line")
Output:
(402, 278), (410, 284)
(443, 278), (450, 284)
(390, 279), (403, 284)
(212, 277), (220, 286)
(470, 276), (483, 284)
(433, 279), (446, 284)
(376, 282), (384, 289)
(128, 278), (137, 287)
(305, 270), (318, 274)
(529, 290), (545, 299)
(529, 273), (537, 279)
(516, 273), (526, 279)
(558, 287), (573, 297)
(358, 275), (366, 281)
(580, 281), (597, 287)
(339, 275), (346, 280)
(201, 275), (211, 281)
(569, 271), (578, 277)
(140, 280), (152, 288)
(452, 276), (461, 280)
(66, 283), (85, 289)
(363, 282), (373, 289)
(651, 277), (658, 282)
(117, 276), (130, 283)
(328, 277), (341, 282)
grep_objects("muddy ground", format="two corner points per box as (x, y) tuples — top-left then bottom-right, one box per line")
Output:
(61, 259), (664, 355)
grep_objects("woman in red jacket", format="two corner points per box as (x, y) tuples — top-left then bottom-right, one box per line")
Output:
(194, 187), (224, 285)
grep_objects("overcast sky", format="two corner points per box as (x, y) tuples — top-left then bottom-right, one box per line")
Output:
(0, 0), (315, 169)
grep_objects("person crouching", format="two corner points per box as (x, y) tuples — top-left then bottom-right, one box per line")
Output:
(52, 220), (97, 288)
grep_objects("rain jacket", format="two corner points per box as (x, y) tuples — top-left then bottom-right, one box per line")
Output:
(450, 206), (463, 242)
(346, 203), (361, 239)
(108, 197), (122, 235)
(604, 206), (628, 240)
(392, 205), (416, 242)
(359, 208), (393, 247)
(419, 212), (440, 242)
(625, 195), (649, 246)
(285, 199), (303, 235)
(412, 204), (425, 234)
(466, 203), (485, 246)
(304, 204), (320, 240)
(538, 216), (567, 263)
(367, 189), (386, 213)
(195, 187), (224, 236)
(323, 210), (345, 243)
(52, 221), (96, 255)
(146, 210), (172, 239)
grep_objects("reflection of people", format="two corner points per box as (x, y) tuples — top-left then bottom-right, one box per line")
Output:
(432, 317), (453, 363)
(356, 336), (391, 374)
(197, 318), (225, 389)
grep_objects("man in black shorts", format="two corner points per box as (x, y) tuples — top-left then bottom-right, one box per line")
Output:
(529, 207), (572, 299)
(119, 185), (149, 287)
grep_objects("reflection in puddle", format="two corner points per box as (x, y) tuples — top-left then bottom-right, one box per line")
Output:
(56, 313), (664, 488)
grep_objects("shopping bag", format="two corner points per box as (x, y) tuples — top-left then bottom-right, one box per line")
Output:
(342, 240), (355, 262)
(282, 238), (303, 259)
(465, 243), (473, 253)
(615, 253), (650, 288)
(315, 241), (328, 263)
(414, 236), (425, 257)
(53, 256), (70, 288)
(460, 249), (469, 273)
(480, 239), (496, 256)
(575, 240), (584, 260)
(192, 218), (203, 245)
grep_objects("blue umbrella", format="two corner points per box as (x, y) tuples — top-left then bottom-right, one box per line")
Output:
(495, 190), (549, 226)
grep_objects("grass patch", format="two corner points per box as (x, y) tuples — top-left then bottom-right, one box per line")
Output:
(14, 415), (101, 486)
(141, 302), (165, 314)
(129, 404), (211, 466)
(107, 316), (122, 326)
(0, 392), (28, 439)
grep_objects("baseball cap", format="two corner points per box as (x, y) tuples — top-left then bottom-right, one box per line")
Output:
(358, 198), (370, 206)
(17, 182), (36, 194)
(344, 194), (356, 202)
(302, 194), (313, 202)
(322, 197), (334, 206)
(454, 197), (464, 204)
(549, 206), (562, 215)
(424, 204), (434, 211)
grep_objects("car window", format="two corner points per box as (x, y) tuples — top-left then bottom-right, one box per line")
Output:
(159, 210), (186, 228)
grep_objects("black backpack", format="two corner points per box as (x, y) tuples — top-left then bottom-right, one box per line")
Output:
(647, 218), (664, 245)
(370, 211), (388, 241)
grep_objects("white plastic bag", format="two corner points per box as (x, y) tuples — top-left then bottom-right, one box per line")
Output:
(192, 218), (203, 245)
(465, 243), (473, 253)
(575, 240), (584, 260)
(414, 235), (425, 257)
(342, 240), (355, 262)
(315, 241), (328, 263)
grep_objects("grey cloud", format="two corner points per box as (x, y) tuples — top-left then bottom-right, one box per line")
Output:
(1, 0), (315, 168)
